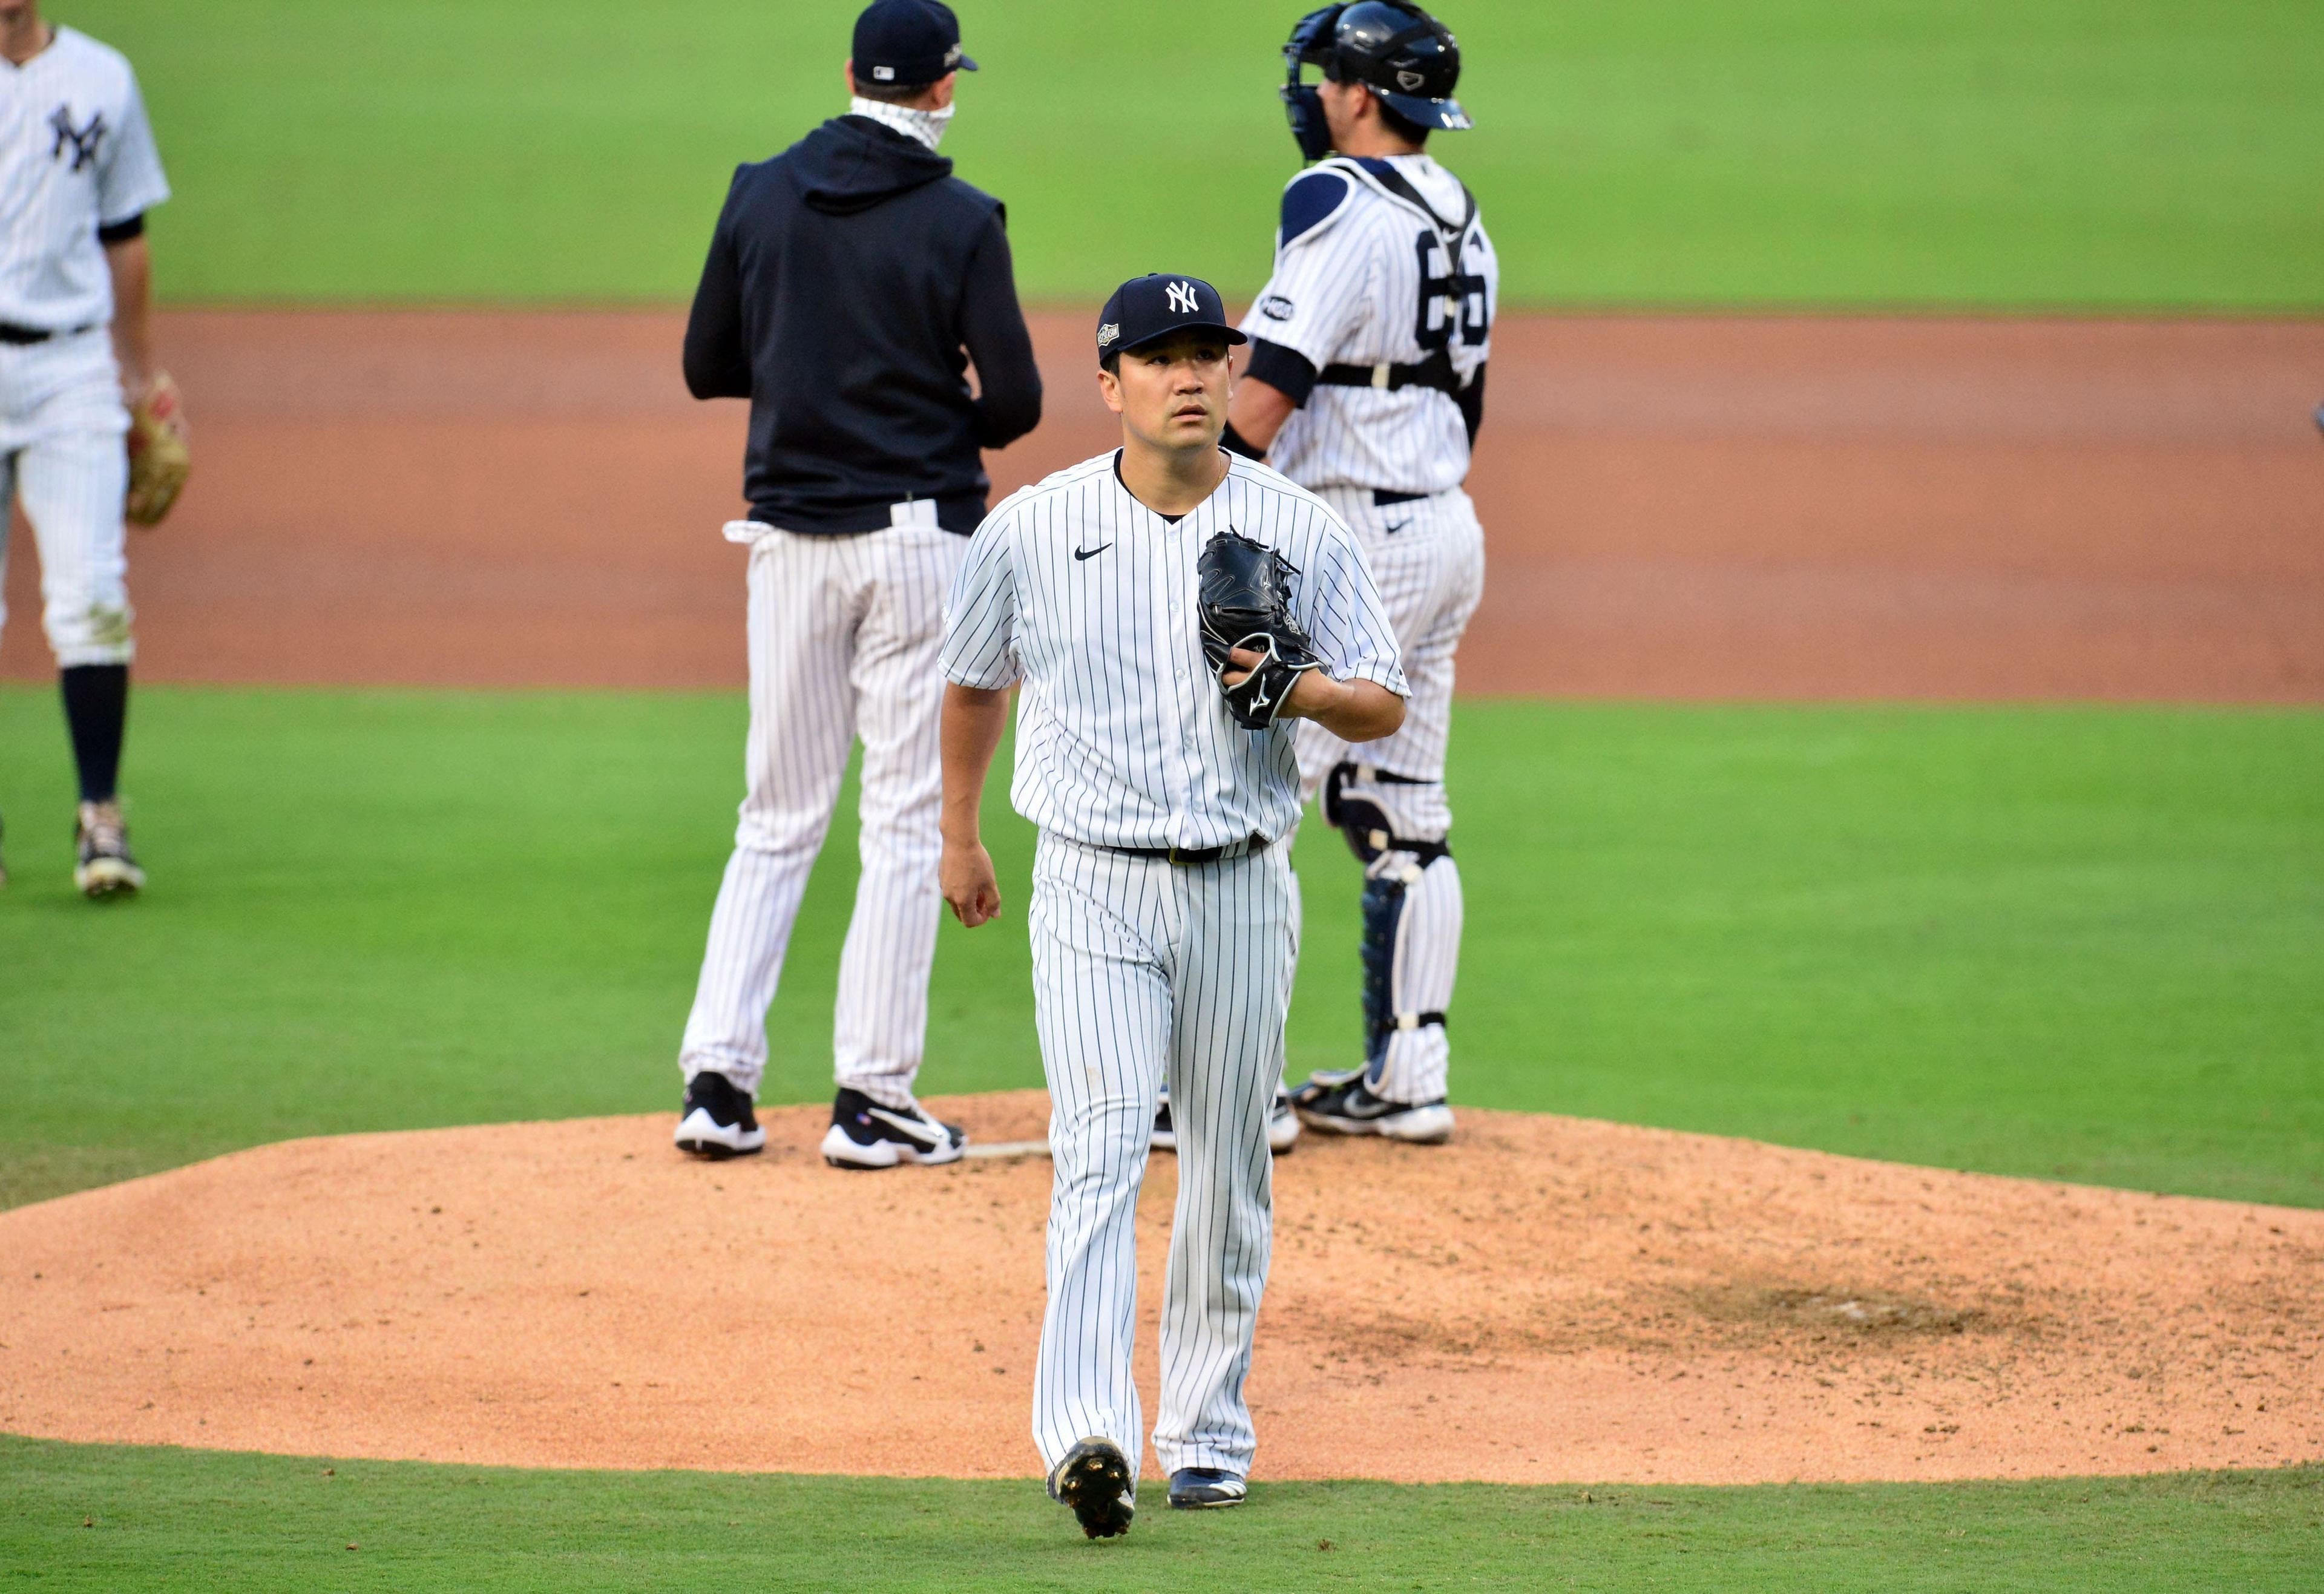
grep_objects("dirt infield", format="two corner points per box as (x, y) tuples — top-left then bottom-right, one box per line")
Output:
(2, 1092), (2315, 1485)
(5, 310), (2319, 700)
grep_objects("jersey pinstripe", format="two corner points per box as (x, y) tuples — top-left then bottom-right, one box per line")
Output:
(0, 27), (169, 331)
(940, 450), (1406, 849)
(944, 445), (1407, 1490)
(1238, 154), (1495, 496)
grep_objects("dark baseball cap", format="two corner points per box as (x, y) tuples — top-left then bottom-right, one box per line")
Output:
(853, 0), (977, 88)
(1096, 274), (1249, 361)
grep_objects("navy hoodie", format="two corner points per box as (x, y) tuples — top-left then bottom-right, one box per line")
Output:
(683, 116), (1042, 535)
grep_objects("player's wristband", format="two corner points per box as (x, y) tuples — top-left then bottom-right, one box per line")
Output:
(1221, 421), (1266, 461)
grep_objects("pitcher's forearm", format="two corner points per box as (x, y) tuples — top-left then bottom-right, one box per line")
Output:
(940, 683), (1010, 841)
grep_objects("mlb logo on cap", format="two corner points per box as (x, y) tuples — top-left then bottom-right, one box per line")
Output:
(1095, 274), (1250, 361)
(853, 0), (979, 88)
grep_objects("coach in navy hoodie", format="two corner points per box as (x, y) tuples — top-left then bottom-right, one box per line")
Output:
(668, 1), (1042, 1172)
(683, 4), (1041, 533)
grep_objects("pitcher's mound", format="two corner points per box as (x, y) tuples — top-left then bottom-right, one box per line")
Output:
(2, 1093), (2316, 1484)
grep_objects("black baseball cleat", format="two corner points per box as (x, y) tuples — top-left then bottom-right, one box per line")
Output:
(1167, 1468), (1248, 1510)
(1288, 1066), (1364, 1112)
(1295, 1076), (1454, 1144)
(1152, 1091), (1301, 1155)
(1048, 1437), (1135, 1539)
(674, 1071), (766, 1159)
(820, 1087), (966, 1170)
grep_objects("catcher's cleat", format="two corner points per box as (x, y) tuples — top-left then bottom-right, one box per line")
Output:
(1287, 1066), (1364, 1112)
(1048, 1437), (1135, 1539)
(1295, 1077), (1454, 1144)
(1152, 1090), (1301, 1155)
(73, 800), (145, 899)
(674, 1071), (766, 1159)
(1167, 1468), (1248, 1510)
(820, 1087), (965, 1170)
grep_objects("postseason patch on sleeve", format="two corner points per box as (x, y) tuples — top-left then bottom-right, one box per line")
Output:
(1278, 168), (1353, 248)
(1259, 295), (1295, 321)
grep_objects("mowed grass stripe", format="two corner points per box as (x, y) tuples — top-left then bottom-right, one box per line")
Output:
(61, 0), (2324, 307)
(1, 1437), (2317, 1592)
(0, 686), (2317, 1209)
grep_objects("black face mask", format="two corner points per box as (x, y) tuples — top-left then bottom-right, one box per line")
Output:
(1279, 4), (1347, 162)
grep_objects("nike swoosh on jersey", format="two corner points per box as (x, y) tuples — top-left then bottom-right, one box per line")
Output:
(1074, 543), (1113, 561)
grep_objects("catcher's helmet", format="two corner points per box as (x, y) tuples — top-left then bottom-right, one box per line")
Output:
(1282, 2), (1471, 161)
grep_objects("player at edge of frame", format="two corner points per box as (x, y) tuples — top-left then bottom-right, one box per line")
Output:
(0, 0), (186, 899)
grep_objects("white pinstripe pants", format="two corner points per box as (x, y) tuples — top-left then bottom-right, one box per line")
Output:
(0, 330), (133, 667)
(1295, 487), (1483, 1105)
(1029, 834), (1293, 1484)
(678, 523), (966, 1106)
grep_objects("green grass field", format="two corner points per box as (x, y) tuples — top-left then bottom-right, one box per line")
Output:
(62, 0), (2324, 308)
(2, 1438), (2318, 1592)
(2, 684), (2318, 1211)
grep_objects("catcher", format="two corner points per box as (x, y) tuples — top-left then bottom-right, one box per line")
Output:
(0, 4), (189, 896)
(938, 272), (1405, 1534)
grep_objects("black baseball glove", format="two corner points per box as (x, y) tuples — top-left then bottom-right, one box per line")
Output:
(1196, 529), (1324, 729)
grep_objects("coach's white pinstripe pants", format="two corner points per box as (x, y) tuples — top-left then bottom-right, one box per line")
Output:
(1029, 834), (1293, 1484)
(0, 329), (133, 668)
(679, 523), (966, 1106)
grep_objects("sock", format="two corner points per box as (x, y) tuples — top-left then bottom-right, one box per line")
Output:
(59, 664), (128, 804)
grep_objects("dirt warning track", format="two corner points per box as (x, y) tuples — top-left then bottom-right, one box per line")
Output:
(2, 1094), (2316, 1485)
(5, 310), (2319, 700)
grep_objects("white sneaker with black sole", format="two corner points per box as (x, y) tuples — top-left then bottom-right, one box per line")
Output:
(673, 1070), (766, 1159)
(821, 1087), (966, 1169)
(1293, 1075), (1454, 1144)
(1151, 1090), (1300, 1155)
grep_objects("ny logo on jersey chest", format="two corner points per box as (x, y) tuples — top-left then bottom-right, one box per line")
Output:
(48, 105), (105, 172)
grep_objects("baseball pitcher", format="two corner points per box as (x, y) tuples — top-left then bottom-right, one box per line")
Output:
(1212, 1), (1497, 1144)
(672, 0), (1041, 1168)
(938, 275), (1406, 1533)
(0, 0), (186, 896)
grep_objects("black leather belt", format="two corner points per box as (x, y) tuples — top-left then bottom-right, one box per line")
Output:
(1316, 346), (1462, 398)
(0, 322), (91, 346)
(1373, 489), (1429, 508)
(1105, 833), (1272, 867)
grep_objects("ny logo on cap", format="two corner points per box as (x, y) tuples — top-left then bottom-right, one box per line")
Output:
(1166, 281), (1200, 315)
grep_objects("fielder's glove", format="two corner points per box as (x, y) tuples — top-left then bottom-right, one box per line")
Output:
(1196, 528), (1323, 729)
(125, 372), (191, 528)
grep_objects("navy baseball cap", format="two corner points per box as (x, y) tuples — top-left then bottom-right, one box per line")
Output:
(1096, 274), (1249, 361)
(853, 0), (977, 87)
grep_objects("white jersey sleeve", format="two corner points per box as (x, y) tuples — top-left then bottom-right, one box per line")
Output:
(940, 508), (1022, 690)
(97, 62), (169, 226)
(1242, 168), (1371, 373)
(1299, 522), (1407, 697)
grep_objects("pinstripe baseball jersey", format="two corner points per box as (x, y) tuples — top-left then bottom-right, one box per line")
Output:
(940, 449), (1407, 851)
(0, 27), (168, 331)
(1238, 153), (1495, 496)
